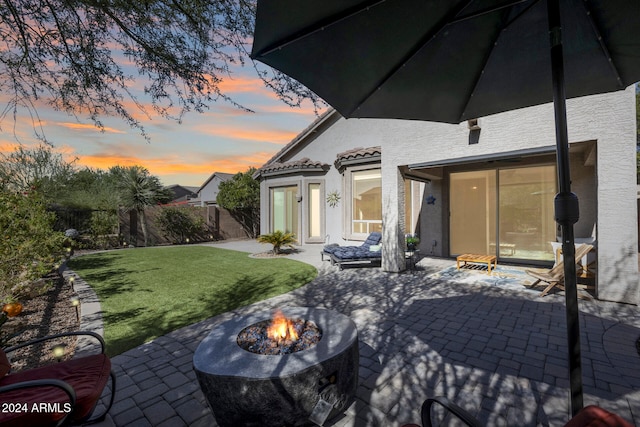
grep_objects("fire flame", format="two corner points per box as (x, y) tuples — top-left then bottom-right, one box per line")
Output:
(267, 310), (299, 342)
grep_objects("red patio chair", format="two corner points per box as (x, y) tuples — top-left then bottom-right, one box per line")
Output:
(401, 396), (633, 427)
(0, 331), (115, 427)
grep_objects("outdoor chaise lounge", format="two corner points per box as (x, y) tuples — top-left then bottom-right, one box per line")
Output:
(328, 234), (383, 270)
(525, 243), (594, 297)
(0, 331), (116, 427)
(330, 247), (382, 270)
(321, 231), (382, 261)
(401, 396), (633, 427)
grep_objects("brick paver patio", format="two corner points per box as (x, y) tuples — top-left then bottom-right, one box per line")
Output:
(72, 243), (639, 426)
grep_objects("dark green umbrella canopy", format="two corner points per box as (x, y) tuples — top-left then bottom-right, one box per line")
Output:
(251, 0), (640, 418)
(252, 0), (640, 123)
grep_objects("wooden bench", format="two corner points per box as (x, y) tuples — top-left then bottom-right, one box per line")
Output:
(456, 254), (497, 275)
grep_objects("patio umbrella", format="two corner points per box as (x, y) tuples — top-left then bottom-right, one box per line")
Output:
(251, 0), (640, 416)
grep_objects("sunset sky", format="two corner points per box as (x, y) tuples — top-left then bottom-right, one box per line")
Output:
(0, 65), (322, 188)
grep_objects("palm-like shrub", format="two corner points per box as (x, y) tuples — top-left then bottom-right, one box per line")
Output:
(111, 166), (171, 247)
(257, 231), (296, 255)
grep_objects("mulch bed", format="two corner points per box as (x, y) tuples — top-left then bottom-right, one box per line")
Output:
(3, 271), (79, 372)
(251, 252), (292, 258)
(250, 248), (300, 258)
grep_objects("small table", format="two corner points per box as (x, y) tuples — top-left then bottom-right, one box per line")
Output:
(456, 254), (497, 275)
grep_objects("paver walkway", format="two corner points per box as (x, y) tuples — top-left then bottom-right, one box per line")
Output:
(72, 242), (640, 426)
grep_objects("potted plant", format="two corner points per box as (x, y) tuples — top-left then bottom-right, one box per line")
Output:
(405, 234), (420, 251)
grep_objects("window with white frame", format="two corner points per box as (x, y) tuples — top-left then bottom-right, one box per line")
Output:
(350, 168), (382, 236)
(306, 181), (324, 241)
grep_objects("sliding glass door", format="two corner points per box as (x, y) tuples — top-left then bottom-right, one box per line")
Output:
(450, 171), (496, 255)
(450, 165), (556, 262)
(498, 166), (556, 261)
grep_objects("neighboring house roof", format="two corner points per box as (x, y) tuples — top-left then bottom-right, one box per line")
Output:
(163, 184), (199, 204)
(197, 172), (234, 194)
(165, 184), (199, 193)
(256, 157), (330, 178)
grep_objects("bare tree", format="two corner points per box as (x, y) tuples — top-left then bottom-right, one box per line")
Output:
(0, 0), (320, 141)
(0, 143), (77, 196)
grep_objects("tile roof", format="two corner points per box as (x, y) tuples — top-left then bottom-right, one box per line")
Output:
(334, 146), (382, 172)
(335, 146), (382, 162)
(256, 157), (330, 178)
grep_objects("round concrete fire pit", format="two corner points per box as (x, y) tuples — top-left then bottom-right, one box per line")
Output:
(193, 306), (359, 427)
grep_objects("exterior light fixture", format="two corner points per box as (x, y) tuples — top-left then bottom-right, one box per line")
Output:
(52, 344), (67, 362)
(70, 296), (80, 321)
(467, 118), (480, 130)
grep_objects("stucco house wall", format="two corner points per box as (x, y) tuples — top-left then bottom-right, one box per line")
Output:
(257, 87), (638, 304)
(258, 114), (381, 245)
(381, 87), (637, 303)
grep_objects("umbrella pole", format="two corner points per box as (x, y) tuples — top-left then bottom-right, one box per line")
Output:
(548, 0), (584, 417)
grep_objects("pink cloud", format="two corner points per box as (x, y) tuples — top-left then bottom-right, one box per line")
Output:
(56, 122), (126, 134)
(193, 124), (297, 144)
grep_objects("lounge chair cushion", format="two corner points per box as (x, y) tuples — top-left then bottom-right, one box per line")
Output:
(0, 353), (111, 427)
(564, 405), (633, 427)
(361, 232), (382, 249)
(331, 247), (382, 260)
(322, 243), (341, 255)
(323, 232), (383, 256)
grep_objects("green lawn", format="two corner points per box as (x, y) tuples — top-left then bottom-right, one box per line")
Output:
(68, 246), (317, 356)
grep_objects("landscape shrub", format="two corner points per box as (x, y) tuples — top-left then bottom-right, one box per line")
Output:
(0, 189), (65, 301)
(257, 230), (296, 254)
(89, 210), (119, 249)
(155, 206), (209, 244)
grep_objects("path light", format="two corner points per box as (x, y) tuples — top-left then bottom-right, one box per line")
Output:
(68, 276), (75, 291)
(52, 344), (66, 362)
(70, 296), (80, 321)
(185, 238), (190, 244)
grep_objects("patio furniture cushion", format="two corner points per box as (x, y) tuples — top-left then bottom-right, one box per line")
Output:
(330, 244), (383, 270)
(332, 248), (382, 260)
(322, 243), (340, 252)
(564, 405), (633, 427)
(361, 232), (383, 249)
(0, 349), (112, 427)
(322, 232), (382, 255)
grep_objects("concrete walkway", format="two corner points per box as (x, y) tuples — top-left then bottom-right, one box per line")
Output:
(73, 241), (640, 426)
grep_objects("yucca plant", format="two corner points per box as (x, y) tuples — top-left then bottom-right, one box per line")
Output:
(257, 231), (296, 255)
